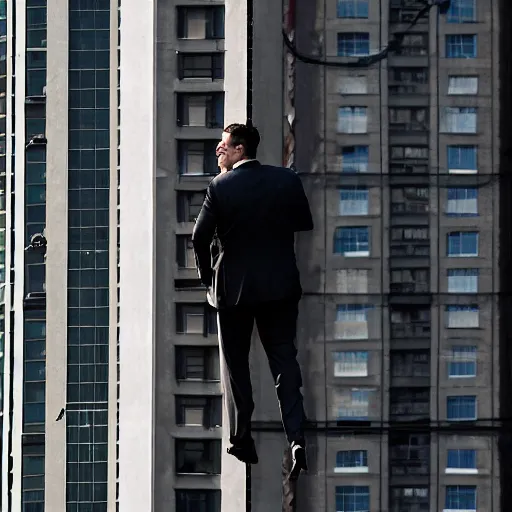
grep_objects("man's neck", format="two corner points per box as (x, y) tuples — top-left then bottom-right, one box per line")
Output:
(232, 158), (256, 170)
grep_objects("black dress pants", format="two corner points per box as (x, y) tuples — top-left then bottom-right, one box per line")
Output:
(217, 297), (306, 446)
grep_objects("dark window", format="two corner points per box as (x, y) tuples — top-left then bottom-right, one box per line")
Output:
(175, 396), (222, 428)
(390, 268), (429, 293)
(175, 440), (221, 474)
(177, 6), (225, 39)
(390, 487), (429, 512)
(389, 67), (428, 95)
(390, 307), (431, 338)
(175, 346), (220, 381)
(395, 33), (428, 56)
(391, 187), (429, 215)
(178, 140), (218, 176)
(175, 490), (221, 512)
(389, 107), (428, 132)
(178, 53), (224, 80)
(176, 236), (196, 269)
(176, 93), (224, 128)
(176, 304), (217, 335)
(390, 146), (429, 161)
(389, 433), (430, 477)
(177, 191), (206, 222)
(390, 388), (430, 421)
(391, 350), (430, 377)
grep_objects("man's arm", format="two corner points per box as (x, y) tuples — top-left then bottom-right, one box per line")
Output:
(291, 173), (314, 232)
(192, 183), (218, 286)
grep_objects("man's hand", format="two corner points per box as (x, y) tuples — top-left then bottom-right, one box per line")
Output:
(216, 142), (229, 173)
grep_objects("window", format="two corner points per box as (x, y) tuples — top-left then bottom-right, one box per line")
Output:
(177, 236), (196, 268)
(448, 76), (478, 95)
(446, 449), (477, 474)
(178, 53), (224, 80)
(391, 187), (429, 214)
(389, 434), (430, 477)
(390, 388), (430, 420)
(176, 490), (221, 512)
(334, 227), (369, 257)
(390, 146), (428, 160)
(446, 35), (477, 58)
(341, 146), (369, 173)
(335, 486), (370, 512)
(337, 0), (368, 18)
(175, 346), (220, 381)
(175, 439), (221, 474)
(390, 350), (430, 378)
(338, 75), (368, 94)
(396, 33), (428, 56)
(335, 389), (372, 421)
(448, 269), (478, 293)
(334, 351), (368, 377)
(445, 486), (477, 511)
(389, 107), (428, 131)
(391, 227), (429, 242)
(447, 232), (478, 257)
(449, 346), (477, 377)
(447, 396), (477, 421)
(176, 93), (224, 128)
(336, 269), (368, 294)
(337, 107), (368, 133)
(176, 396), (222, 428)
(446, 305), (479, 328)
(389, 68), (428, 96)
(177, 6), (225, 39)
(447, 146), (477, 174)
(447, 188), (478, 216)
(390, 487), (429, 512)
(337, 33), (370, 56)
(335, 451), (368, 473)
(447, 0), (476, 23)
(177, 191), (205, 222)
(22, 440), (45, 509)
(336, 304), (371, 339)
(178, 140), (218, 175)
(340, 188), (369, 216)
(390, 307), (431, 339)
(441, 107), (477, 133)
(391, 268), (429, 293)
(176, 304), (217, 335)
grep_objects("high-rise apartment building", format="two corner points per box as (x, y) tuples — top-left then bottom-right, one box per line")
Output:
(3, 0), (512, 511)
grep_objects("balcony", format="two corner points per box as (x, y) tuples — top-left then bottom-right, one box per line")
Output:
(390, 388), (430, 422)
(390, 306), (431, 340)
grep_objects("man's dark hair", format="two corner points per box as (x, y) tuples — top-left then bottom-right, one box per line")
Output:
(223, 123), (260, 159)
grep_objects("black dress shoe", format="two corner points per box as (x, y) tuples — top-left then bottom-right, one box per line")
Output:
(227, 440), (259, 464)
(289, 443), (307, 480)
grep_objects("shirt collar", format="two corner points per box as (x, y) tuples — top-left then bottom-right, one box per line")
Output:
(232, 158), (258, 169)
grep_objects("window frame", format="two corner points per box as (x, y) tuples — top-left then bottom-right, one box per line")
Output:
(333, 226), (370, 257)
(447, 396), (477, 422)
(337, 32), (370, 57)
(446, 34), (477, 58)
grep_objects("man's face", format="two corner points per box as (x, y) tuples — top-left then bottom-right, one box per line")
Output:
(216, 132), (244, 172)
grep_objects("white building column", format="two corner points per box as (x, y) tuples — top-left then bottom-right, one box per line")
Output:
(118, 0), (156, 511)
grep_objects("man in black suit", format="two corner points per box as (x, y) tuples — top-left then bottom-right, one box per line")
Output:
(192, 123), (313, 480)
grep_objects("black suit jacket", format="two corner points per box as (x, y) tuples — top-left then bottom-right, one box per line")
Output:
(192, 161), (314, 309)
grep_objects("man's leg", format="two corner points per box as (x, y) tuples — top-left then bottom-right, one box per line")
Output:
(217, 304), (256, 460)
(254, 299), (306, 445)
